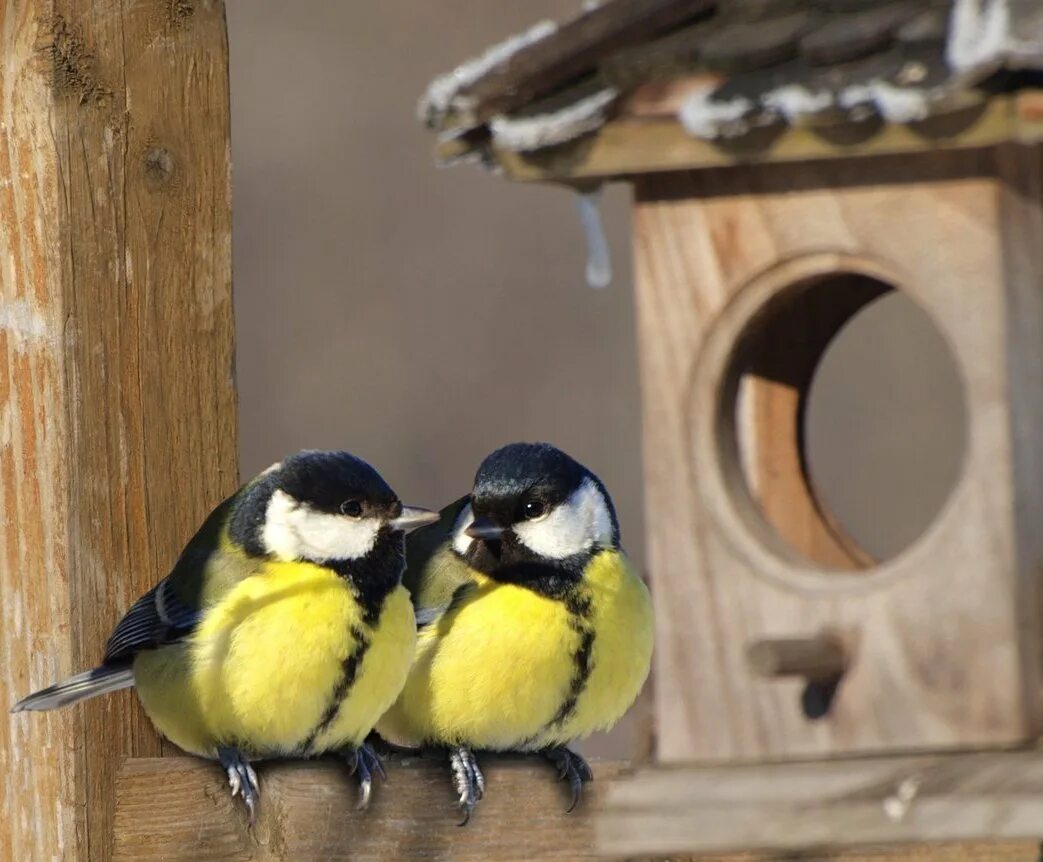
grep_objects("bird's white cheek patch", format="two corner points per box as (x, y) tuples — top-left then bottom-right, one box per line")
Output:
(512, 477), (613, 560)
(263, 490), (381, 562)
(513, 506), (588, 559)
(261, 490), (300, 559)
(451, 503), (475, 556)
(293, 511), (381, 561)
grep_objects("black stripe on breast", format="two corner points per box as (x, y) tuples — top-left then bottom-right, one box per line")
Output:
(541, 589), (596, 735)
(545, 626), (594, 730)
(300, 624), (370, 754)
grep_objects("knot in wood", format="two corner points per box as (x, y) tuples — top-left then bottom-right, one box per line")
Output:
(144, 148), (175, 188)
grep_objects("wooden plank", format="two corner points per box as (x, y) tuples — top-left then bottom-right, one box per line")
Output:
(597, 752), (1043, 857)
(995, 144), (1043, 739)
(478, 92), (1043, 182)
(113, 756), (627, 861)
(455, 0), (713, 125)
(1, 1), (235, 859)
(0, 6), (78, 861)
(630, 150), (1043, 763)
(114, 755), (1043, 861)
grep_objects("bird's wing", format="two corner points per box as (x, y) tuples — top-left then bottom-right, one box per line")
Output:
(103, 492), (243, 663)
(403, 494), (476, 626)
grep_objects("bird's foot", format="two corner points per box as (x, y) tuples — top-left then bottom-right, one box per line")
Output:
(448, 745), (485, 826)
(345, 742), (386, 810)
(542, 746), (593, 813)
(218, 746), (260, 825)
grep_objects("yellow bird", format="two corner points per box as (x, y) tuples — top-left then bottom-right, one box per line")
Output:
(378, 442), (654, 822)
(12, 450), (437, 821)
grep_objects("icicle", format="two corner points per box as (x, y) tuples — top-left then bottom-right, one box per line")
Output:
(576, 187), (611, 289)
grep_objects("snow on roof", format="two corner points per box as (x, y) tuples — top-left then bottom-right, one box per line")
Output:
(421, 0), (1043, 165)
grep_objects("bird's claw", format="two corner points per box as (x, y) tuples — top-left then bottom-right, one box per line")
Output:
(543, 746), (593, 813)
(449, 746), (484, 826)
(218, 746), (260, 825)
(346, 742), (385, 810)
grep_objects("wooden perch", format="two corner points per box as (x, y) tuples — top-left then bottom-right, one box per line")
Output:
(746, 635), (848, 681)
(598, 751), (1043, 857)
(113, 756), (625, 861)
(114, 754), (1043, 861)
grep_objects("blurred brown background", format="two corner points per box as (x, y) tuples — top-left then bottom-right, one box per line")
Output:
(227, 0), (643, 557)
(226, 2), (966, 754)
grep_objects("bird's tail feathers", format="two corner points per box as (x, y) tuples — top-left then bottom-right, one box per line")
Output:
(10, 665), (134, 713)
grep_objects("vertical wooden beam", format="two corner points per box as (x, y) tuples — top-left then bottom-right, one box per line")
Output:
(1, 1), (235, 859)
(996, 144), (1043, 734)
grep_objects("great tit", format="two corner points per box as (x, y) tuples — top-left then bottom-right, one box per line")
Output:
(377, 442), (654, 823)
(12, 449), (438, 822)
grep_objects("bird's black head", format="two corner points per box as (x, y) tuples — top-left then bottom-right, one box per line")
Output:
(455, 443), (619, 595)
(277, 450), (399, 520)
(229, 451), (437, 606)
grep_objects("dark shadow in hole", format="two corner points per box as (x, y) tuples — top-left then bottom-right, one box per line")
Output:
(801, 677), (842, 720)
(733, 274), (890, 386)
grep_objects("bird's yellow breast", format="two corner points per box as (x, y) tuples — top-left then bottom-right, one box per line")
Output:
(378, 549), (653, 751)
(541, 550), (654, 747)
(134, 562), (415, 758)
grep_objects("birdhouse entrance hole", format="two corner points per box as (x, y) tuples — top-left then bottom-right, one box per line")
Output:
(707, 265), (967, 574)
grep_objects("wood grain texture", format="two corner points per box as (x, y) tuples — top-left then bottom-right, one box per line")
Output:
(1, 1), (235, 859)
(113, 756), (625, 862)
(733, 273), (887, 569)
(598, 752), (1043, 857)
(114, 756), (1043, 862)
(631, 149), (1043, 763)
(0, 5), (78, 860)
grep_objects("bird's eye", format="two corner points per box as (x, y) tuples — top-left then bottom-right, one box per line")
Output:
(522, 500), (546, 520)
(339, 500), (363, 518)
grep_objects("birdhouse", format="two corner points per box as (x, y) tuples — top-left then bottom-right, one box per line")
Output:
(421, 0), (1043, 854)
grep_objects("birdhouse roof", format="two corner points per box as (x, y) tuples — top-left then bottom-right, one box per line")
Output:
(421, 0), (1043, 181)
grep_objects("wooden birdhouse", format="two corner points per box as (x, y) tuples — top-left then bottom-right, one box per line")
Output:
(422, 0), (1043, 854)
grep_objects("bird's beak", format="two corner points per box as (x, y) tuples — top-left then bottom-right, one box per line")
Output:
(389, 506), (440, 532)
(465, 516), (505, 541)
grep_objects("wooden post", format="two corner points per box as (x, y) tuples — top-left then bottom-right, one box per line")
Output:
(0, 2), (235, 860)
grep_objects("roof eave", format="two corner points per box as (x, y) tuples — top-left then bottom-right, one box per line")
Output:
(445, 90), (1043, 184)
